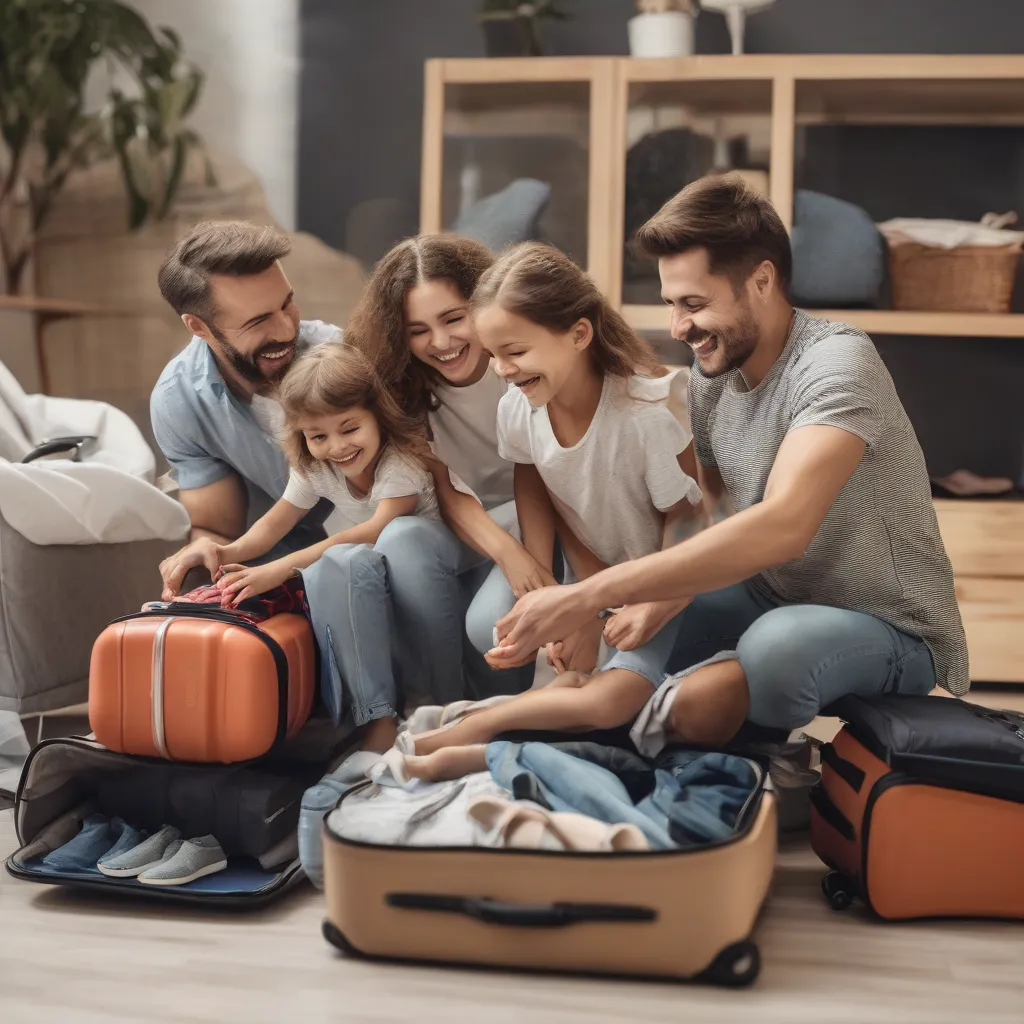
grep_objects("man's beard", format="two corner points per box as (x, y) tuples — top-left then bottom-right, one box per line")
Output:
(211, 325), (299, 393)
(683, 306), (760, 379)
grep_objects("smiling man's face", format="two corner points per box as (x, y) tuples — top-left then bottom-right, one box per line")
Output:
(658, 247), (761, 379)
(202, 263), (302, 390)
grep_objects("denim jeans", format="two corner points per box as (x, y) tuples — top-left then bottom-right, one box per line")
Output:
(664, 581), (937, 731)
(376, 507), (535, 702)
(302, 544), (399, 727)
(485, 740), (761, 851)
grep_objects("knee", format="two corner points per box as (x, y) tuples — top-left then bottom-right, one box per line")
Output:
(465, 601), (496, 656)
(375, 516), (452, 579)
(319, 542), (385, 580)
(737, 609), (819, 730)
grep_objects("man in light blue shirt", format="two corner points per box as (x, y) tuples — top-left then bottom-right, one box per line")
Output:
(151, 220), (340, 597)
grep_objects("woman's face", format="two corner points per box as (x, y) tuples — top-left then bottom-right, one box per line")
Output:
(404, 279), (490, 387)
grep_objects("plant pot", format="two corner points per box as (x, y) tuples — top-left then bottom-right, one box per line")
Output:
(627, 11), (695, 58)
(482, 18), (542, 57)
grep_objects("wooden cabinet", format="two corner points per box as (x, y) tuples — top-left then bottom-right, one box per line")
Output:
(421, 55), (1024, 682)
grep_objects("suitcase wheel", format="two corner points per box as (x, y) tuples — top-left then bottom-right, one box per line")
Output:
(702, 940), (761, 988)
(821, 870), (854, 911)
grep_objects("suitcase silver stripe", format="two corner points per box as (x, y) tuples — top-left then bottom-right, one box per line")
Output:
(151, 618), (173, 759)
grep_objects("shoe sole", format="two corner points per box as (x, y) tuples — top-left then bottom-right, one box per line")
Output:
(137, 859), (228, 886)
(96, 859), (166, 878)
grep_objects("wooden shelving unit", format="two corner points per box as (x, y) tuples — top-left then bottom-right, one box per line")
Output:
(421, 54), (1024, 683)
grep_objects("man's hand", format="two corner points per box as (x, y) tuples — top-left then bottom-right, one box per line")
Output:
(216, 560), (293, 607)
(159, 538), (227, 600)
(497, 542), (559, 599)
(486, 582), (599, 669)
(603, 598), (690, 652)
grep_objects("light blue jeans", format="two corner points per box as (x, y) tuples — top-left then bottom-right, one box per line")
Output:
(301, 544), (399, 727)
(663, 580), (937, 730)
(375, 504), (535, 702)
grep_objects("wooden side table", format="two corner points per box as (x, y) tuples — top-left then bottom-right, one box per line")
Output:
(0, 295), (126, 395)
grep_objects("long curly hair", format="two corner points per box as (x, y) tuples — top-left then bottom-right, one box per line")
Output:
(277, 344), (431, 475)
(472, 242), (667, 380)
(346, 234), (495, 421)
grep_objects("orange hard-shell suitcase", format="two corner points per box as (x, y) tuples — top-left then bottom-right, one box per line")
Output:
(89, 604), (316, 764)
(810, 694), (1024, 920)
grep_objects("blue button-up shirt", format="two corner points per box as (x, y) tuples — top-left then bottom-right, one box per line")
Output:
(150, 320), (340, 527)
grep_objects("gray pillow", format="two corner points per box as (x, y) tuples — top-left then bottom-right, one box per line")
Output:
(453, 178), (551, 251)
(791, 190), (885, 307)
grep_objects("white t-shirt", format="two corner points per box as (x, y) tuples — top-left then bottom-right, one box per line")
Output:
(497, 370), (702, 567)
(429, 367), (514, 511)
(282, 447), (441, 531)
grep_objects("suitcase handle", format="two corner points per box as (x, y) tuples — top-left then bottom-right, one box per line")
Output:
(819, 742), (866, 793)
(809, 784), (856, 842)
(386, 892), (657, 928)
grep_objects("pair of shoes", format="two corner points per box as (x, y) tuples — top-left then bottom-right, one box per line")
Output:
(98, 825), (227, 886)
(42, 814), (134, 872)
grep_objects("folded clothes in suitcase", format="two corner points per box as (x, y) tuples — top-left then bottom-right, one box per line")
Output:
(89, 601), (317, 764)
(320, 742), (777, 987)
(810, 694), (1024, 920)
(5, 735), (337, 905)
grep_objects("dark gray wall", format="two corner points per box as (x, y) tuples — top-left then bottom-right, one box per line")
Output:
(299, 0), (1024, 257)
(299, 0), (1024, 481)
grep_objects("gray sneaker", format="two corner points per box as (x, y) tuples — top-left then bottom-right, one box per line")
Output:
(137, 835), (227, 887)
(97, 825), (181, 878)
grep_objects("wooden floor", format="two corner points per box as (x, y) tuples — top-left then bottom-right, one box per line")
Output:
(3, 693), (1024, 1022)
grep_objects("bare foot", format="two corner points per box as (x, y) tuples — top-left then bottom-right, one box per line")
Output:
(360, 716), (398, 754)
(405, 745), (488, 783)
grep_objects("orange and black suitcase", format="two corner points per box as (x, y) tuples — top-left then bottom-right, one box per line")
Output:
(89, 602), (316, 764)
(810, 694), (1024, 920)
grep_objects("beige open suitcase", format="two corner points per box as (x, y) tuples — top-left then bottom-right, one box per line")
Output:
(321, 778), (776, 986)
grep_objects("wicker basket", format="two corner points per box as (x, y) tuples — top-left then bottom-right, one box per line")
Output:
(885, 240), (1022, 313)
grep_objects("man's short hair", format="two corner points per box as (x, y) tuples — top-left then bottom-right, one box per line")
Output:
(158, 220), (292, 322)
(633, 175), (792, 295)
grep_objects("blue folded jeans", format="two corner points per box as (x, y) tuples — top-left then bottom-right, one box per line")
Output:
(485, 741), (761, 851)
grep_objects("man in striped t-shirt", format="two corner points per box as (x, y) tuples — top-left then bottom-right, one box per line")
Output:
(490, 176), (967, 748)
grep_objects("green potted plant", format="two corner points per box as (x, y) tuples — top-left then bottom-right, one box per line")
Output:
(0, 0), (210, 295)
(478, 0), (571, 58)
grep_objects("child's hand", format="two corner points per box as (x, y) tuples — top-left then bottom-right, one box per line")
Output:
(603, 599), (690, 652)
(216, 561), (292, 607)
(548, 617), (604, 674)
(498, 546), (558, 599)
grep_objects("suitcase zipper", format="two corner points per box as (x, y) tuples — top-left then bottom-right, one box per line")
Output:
(151, 618), (173, 759)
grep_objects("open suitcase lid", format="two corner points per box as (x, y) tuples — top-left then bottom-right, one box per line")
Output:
(829, 695), (1024, 802)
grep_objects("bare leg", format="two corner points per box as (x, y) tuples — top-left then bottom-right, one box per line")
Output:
(360, 716), (398, 753)
(405, 745), (488, 783)
(667, 658), (750, 747)
(412, 669), (653, 755)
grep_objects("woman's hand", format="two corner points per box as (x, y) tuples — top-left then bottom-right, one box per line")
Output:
(159, 538), (227, 600)
(216, 560), (293, 607)
(602, 598), (690, 652)
(497, 542), (558, 599)
(486, 582), (600, 669)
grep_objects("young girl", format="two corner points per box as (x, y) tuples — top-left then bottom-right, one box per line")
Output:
(347, 234), (569, 704)
(196, 343), (445, 753)
(395, 242), (705, 778)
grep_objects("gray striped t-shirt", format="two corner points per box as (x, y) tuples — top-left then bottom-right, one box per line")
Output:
(689, 309), (968, 695)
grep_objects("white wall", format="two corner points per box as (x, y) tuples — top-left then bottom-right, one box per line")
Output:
(129, 0), (300, 229)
